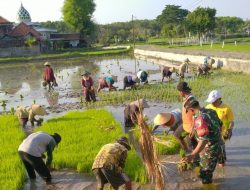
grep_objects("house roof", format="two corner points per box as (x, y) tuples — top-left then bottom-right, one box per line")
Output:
(50, 33), (81, 40)
(0, 16), (11, 24)
(9, 22), (41, 40)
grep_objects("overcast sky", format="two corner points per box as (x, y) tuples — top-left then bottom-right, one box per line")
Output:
(0, 0), (249, 24)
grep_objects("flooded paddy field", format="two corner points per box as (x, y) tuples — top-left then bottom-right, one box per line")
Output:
(1, 55), (250, 190)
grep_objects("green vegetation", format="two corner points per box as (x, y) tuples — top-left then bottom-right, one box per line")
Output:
(154, 135), (181, 155)
(36, 110), (147, 184)
(0, 115), (25, 190)
(0, 47), (131, 64)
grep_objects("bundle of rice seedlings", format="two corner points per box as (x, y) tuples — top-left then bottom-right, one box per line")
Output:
(136, 100), (165, 190)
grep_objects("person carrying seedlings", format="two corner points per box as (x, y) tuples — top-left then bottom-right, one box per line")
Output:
(97, 75), (117, 92)
(81, 71), (96, 102)
(92, 136), (132, 190)
(18, 132), (61, 184)
(15, 104), (47, 128)
(178, 58), (190, 79)
(206, 90), (234, 167)
(123, 75), (139, 90)
(43, 62), (57, 92)
(183, 99), (222, 190)
(161, 66), (175, 82)
(177, 81), (200, 167)
(153, 109), (188, 151)
(124, 99), (149, 128)
(197, 58), (215, 76)
(137, 70), (148, 84)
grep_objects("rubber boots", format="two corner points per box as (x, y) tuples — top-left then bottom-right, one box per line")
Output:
(194, 166), (200, 176)
(203, 183), (216, 190)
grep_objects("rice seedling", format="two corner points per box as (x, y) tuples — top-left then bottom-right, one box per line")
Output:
(36, 109), (147, 184)
(0, 115), (25, 190)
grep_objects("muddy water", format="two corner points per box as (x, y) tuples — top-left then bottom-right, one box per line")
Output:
(1, 56), (250, 189)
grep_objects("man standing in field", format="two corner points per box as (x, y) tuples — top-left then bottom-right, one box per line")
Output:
(179, 58), (190, 79)
(18, 132), (61, 184)
(43, 62), (57, 92)
(206, 90), (234, 167)
(92, 137), (132, 190)
(184, 100), (222, 190)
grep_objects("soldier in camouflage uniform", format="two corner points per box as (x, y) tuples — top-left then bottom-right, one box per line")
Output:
(92, 137), (131, 190)
(184, 100), (222, 190)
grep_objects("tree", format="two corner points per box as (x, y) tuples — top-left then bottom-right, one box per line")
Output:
(215, 16), (244, 35)
(62, 0), (96, 44)
(186, 7), (216, 41)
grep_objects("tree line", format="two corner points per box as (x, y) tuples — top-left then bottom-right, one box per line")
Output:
(39, 1), (250, 46)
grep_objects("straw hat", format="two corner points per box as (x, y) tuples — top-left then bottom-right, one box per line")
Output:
(31, 104), (47, 116)
(111, 75), (118, 82)
(132, 76), (140, 83)
(184, 58), (190, 63)
(116, 136), (131, 150)
(44, 62), (50, 66)
(130, 99), (149, 108)
(153, 113), (172, 126)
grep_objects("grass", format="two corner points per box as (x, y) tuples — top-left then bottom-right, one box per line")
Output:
(0, 47), (131, 64)
(0, 115), (25, 190)
(154, 135), (181, 155)
(36, 109), (147, 184)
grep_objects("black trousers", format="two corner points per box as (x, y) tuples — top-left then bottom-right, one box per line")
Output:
(18, 151), (51, 182)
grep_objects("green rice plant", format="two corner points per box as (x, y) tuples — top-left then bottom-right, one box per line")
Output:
(36, 109), (147, 184)
(0, 115), (25, 190)
(154, 135), (181, 155)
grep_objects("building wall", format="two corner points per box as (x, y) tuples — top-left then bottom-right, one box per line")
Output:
(0, 45), (40, 57)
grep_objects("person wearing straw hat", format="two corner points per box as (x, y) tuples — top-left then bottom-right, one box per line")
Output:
(197, 58), (215, 76)
(124, 99), (149, 128)
(97, 75), (117, 92)
(43, 62), (57, 92)
(81, 71), (96, 102)
(18, 132), (61, 184)
(153, 110), (188, 151)
(123, 75), (139, 90)
(178, 58), (190, 79)
(206, 90), (234, 167)
(92, 136), (132, 190)
(137, 70), (148, 84)
(16, 104), (47, 128)
(183, 99), (222, 190)
(161, 66), (175, 82)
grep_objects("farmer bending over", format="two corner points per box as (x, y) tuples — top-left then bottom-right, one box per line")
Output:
(97, 75), (117, 92)
(124, 99), (149, 128)
(153, 109), (188, 151)
(137, 70), (148, 84)
(16, 104), (47, 128)
(197, 58), (215, 76)
(123, 75), (139, 90)
(161, 66), (175, 82)
(18, 132), (61, 184)
(92, 137), (132, 190)
(206, 90), (234, 167)
(184, 100), (222, 190)
(81, 71), (96, 102)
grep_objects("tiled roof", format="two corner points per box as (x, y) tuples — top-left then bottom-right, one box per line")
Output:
(9, 22), (41, 40)
(0, 16), (11, 24)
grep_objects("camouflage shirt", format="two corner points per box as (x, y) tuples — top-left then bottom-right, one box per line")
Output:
(92, 143), (128, 173)
(193, 108), (222, 143)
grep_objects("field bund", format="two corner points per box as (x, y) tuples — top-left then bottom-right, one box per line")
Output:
(135, 45), (250, 73)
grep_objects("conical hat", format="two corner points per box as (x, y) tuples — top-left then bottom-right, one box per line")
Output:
(31, 104), (47, 116)
(44, 62), (50, 66)
(153, 113), (171, 126)
(130, 99), (149, 108)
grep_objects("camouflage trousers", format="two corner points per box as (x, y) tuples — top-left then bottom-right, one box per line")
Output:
(199, 142), (221, 184)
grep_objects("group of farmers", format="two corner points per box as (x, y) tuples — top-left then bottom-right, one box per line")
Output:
(16, 57), (228, 190)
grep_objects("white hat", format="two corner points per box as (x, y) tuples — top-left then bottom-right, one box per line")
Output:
(206, 90), (221, 103)
(153, 113), (172, 126)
